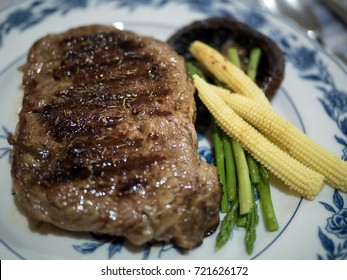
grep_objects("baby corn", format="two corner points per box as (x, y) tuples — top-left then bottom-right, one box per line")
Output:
(193, 75), (325, 200)
(217, 90), (347, 192)
(189, 41), (270, 107)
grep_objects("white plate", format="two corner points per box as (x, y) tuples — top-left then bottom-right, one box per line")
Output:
(1, 0), (347, 260)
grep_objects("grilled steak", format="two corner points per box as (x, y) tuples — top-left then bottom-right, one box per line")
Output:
(8, 25), (222, 249)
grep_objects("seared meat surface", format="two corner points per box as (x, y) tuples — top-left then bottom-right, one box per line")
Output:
(8, 25), (221, 249)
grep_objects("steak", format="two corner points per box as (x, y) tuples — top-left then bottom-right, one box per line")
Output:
(8, 25), (222, 249)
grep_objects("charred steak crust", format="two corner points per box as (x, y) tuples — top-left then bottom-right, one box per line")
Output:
(8, 25), (222, 249)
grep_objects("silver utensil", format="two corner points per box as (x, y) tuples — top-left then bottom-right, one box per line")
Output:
(256, 0), (347, 64)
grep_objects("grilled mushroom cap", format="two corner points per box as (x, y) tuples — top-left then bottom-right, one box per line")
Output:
(167, 16), (285, 100)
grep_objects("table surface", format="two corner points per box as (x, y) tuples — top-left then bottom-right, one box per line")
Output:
(0, 0), (346, 61)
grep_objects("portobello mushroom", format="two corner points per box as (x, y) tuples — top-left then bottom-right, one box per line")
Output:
(167, 16), (285, 101)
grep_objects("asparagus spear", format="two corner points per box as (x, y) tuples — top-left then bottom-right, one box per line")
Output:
(211, 119), (229, 213)
(232, 140), (253, 215)
(245, 197), (259, 254)
(247, 48), (261, 81)
(259, 164), (270, 183)
(246, 152), (261, 185)
(186, 62), (207, 80)
(256, 178), (279, 231)
(227, 48), (241, 68)
(222, 131), (237, 201)
(216, 199), (239, 250)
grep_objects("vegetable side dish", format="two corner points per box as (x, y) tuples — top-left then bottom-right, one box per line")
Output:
(168, 17), (347, 253)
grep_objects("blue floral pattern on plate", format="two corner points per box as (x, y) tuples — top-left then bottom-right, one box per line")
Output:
(73, 234), (124, 259)
(0, 0), (88, 46)
(72, 234), (176, 259)
(1, 0), (347, 259)
(0, 0), (218, 47)
(318, 190), (347, 259)
(0, 126), (10, 159)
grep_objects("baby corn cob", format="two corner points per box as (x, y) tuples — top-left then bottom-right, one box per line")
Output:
(189, 41), (270, 107)
(193, 75), (325, 200)
(216, 90), (347, 192)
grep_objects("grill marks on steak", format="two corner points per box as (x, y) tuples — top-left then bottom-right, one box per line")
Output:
(9, 25), (221, 249)
(54, 34), (159, 84)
